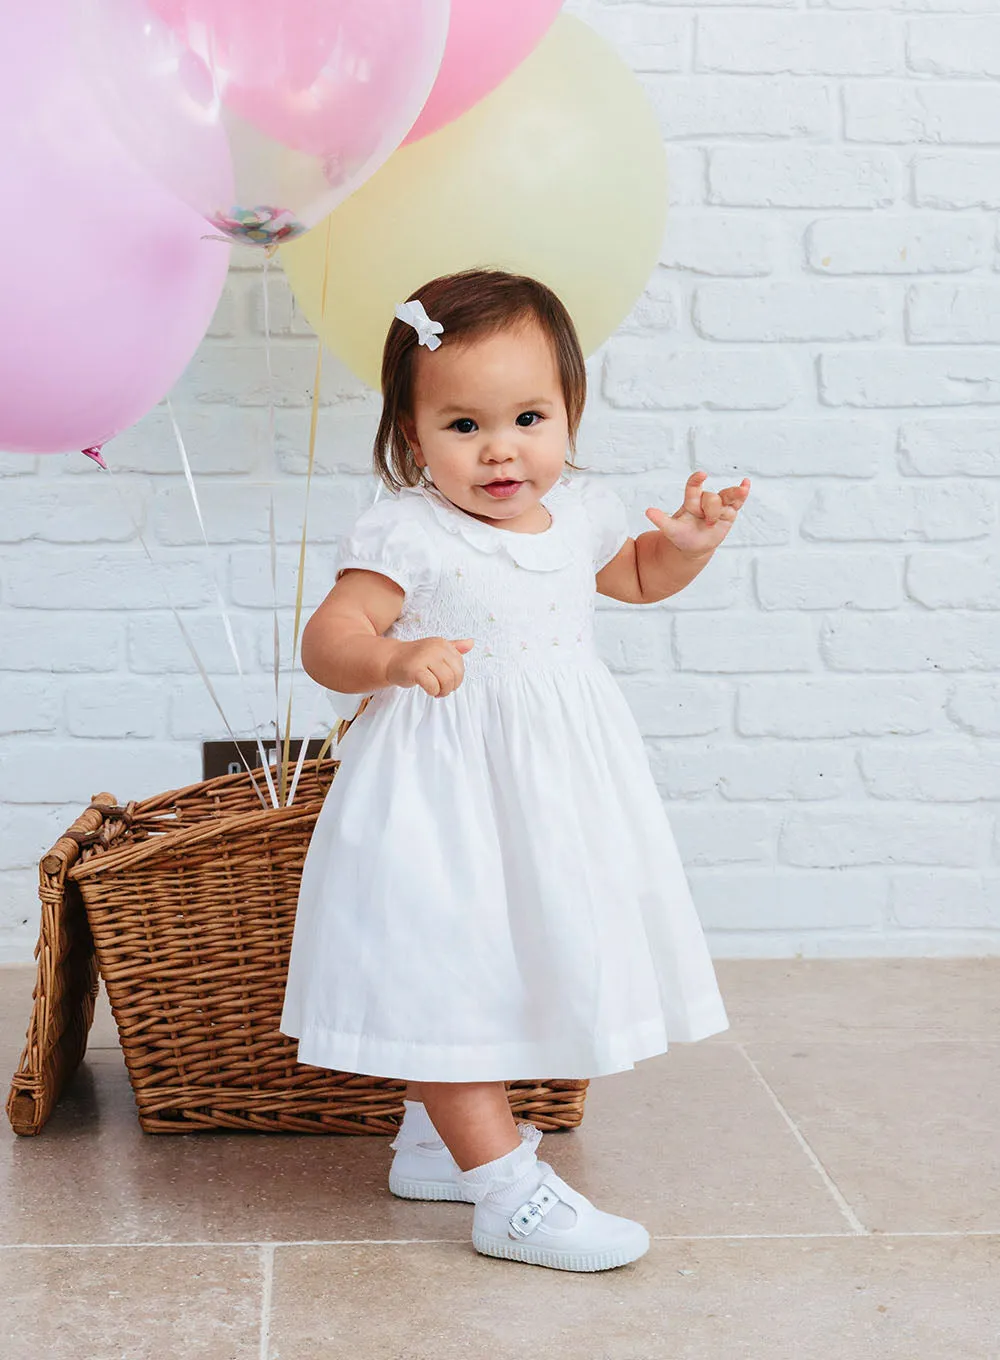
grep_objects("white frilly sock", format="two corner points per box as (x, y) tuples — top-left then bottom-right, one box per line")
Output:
(456, 1123), (576, 1228)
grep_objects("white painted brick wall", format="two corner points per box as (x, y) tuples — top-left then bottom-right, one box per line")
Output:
(2, 0), (1000, 963)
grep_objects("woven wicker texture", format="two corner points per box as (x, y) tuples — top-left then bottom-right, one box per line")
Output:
(4, 796), (115, 1136)
(8, 760), (587, 1136)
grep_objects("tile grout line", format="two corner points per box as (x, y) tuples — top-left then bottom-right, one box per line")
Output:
(258, 1243), (274, 1360)
(735, 1042), (869, 1236)
(2, 1230), (998, 1251)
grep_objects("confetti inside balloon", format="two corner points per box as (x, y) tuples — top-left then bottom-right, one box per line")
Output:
(207, 205), (307, 246)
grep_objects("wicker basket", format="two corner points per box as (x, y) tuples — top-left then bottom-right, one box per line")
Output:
(7, 759), (588, 1136)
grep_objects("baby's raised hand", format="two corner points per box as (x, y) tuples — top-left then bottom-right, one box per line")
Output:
(645, 471), (751, 557)
(386, 637), (475, 698)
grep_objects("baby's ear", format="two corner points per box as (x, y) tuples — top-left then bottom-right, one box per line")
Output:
(399, 415), (423, 464)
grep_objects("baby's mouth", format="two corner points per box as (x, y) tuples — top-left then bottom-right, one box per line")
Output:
(481, 479), (523, 499)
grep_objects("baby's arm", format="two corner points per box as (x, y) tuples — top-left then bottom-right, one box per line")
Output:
(597, 536), (713, 605)
(597, 471), (750, 604)
(301, 570), (473, 698)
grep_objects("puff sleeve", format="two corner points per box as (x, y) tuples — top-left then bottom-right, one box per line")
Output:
(334, 494), (439, 600)
(578, 478), (631, 572)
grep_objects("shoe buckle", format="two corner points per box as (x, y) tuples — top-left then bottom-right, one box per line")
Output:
(508, 1183), (560, 1239)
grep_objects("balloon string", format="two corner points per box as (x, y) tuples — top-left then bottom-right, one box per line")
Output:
(166, 400), (280, 809)
(286, 684), (329, 808)
(282, 215), (333, 797)
(97, 451), (271, 812)
(261, 253), (285, 805)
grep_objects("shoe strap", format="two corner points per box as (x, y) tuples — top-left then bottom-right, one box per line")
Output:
(508, 1182), (560, 1239)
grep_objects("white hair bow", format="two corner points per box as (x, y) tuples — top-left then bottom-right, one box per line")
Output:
(394, 298), (444, 350)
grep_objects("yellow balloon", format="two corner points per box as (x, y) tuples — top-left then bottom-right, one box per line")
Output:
(279, 14), (667, 390)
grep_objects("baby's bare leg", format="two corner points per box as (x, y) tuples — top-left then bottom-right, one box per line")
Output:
(419, 1081), (521, 1172)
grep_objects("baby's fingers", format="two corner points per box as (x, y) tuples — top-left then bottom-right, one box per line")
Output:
(450, 638), (475, 654)
(416, 666), (443, 698)
(681, 470), (710, 516)
(700, 490), (724, 524)
(721, 478), (751, 506)
(427, 655), (465, 698)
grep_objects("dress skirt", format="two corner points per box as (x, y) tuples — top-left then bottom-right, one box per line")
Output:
(279, 657), (731, 1082)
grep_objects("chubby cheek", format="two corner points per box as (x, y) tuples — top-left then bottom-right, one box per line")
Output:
(535, 427), (573, 476)
(422, 438), (470, 482)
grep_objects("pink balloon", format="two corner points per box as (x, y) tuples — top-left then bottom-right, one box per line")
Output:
(404, 0), (565, 145)
(0, 1), (229, 455)
(92, 0), (448, 244)
(149, 0), (448, 157)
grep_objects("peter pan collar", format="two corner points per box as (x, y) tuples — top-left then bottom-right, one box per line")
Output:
(411, 477), (574, 572)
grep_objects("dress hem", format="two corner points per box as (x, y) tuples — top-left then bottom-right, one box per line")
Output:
(278, 1009), (730, 1083)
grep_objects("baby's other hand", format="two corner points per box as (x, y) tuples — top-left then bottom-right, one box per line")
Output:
(645, 470), (751, 557)
(386, 637), (475, 698)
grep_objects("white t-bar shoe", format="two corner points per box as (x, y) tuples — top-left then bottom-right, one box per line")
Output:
(471, 1162), (650, 1272)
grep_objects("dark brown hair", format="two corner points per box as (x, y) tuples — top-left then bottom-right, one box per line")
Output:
(373, 268), (587, 492)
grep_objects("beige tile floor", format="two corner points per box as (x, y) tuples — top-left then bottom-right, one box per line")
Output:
(1, 958), (998, 1359)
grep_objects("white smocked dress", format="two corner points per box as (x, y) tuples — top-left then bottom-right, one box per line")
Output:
(279, 475), (729, 1082)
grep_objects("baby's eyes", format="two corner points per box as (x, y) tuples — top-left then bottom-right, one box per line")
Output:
(447, 412), (544, 433)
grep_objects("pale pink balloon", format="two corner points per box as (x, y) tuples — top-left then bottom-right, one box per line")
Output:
(149, 0), (448, 156)
(107, 0), (449, 244)
(403, 0), (565, 145)
(0, 0), (229, 456)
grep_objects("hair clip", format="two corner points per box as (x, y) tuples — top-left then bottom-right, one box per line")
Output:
(394, 298), (444, 350)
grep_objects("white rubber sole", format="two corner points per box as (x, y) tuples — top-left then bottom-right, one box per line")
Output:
(471, 1225), (650, 1272)
(388, 1171), (473, 1203)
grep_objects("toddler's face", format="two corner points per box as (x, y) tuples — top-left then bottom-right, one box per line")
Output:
(400, 317), (570, 531)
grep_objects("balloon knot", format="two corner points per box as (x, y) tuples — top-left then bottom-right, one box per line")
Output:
(81, 445), (107, 470)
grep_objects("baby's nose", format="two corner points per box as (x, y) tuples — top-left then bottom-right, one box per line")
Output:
(483, 435), (517, 460)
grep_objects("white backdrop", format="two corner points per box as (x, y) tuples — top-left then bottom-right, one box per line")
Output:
(2, 0), (999, 962)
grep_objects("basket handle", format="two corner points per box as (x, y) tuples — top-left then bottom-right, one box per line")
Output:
(40, 793), (136, 879)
